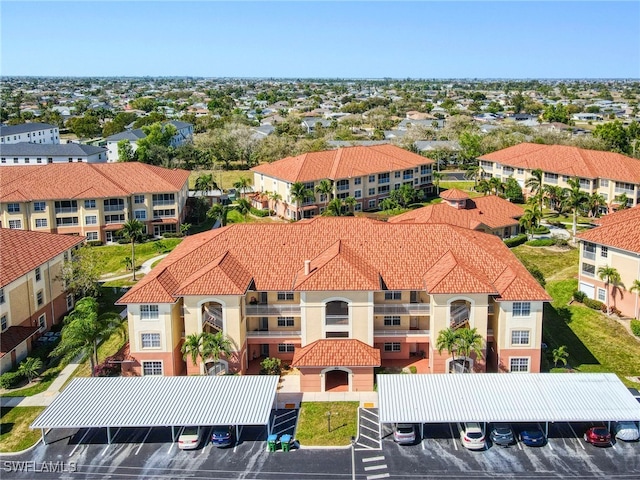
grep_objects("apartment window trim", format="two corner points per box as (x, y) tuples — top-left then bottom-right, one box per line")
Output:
(38, 314), (46, 332)
(277, 316), (295, 327)
(36, 290), (44, 307)
(384, 342), (401, 352)
(384, 291), (402, 301)
(512, 302), (531, 317)
(35, 267), (42, 282)
(0, 288), (4, 304)
(277, 291), (295, 301)
(7, 203), (20, 213)
(140, 304), (159, 320)
(511, 330), (530, 346)
(509, 357), (530, 373)
(383, 315), (401, 326)
(66, 294), (74, 311)
(1, 314), (7, 332)
(35, 218), (48, 228)
(278, 343), (295, 353)
(141, 332), (162, 349)
(142, 360), (163, 376)
(600, 246), (608, 258)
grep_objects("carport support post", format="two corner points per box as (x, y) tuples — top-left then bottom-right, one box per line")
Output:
(41, 428), (47, 445)
(107, 426), (112, 445)
(421, 423), (424, 441)
(545, 422), (548, 438)
(235, 425), (239, 444)
(171, 426), (175, 442)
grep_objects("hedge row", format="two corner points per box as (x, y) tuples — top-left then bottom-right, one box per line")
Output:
(504, 234), (528, 248)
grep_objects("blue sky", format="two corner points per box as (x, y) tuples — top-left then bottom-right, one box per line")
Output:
(2, 1), (639, 78)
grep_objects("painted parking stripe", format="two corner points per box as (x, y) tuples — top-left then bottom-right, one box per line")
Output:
(448, 423), (458, 451)
(364, 464), (387, 471)
(567, 423), (585, 450)
(68, 429), (95, 457)
(131, 427), (151, 455)
(359, 432), (380, 444)
(367, 474), (390, 480)
(362, 456), (385, 463)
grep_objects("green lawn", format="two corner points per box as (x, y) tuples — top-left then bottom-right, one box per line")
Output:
(512, 245), (579, 282)
(0, 407), (44, 452)
(439, 180), (484, 198)
(71, 320), (128, 381)
(189, 169), (250, 191)
(95, 238), (182, 277)
(295, 402), (358, 446)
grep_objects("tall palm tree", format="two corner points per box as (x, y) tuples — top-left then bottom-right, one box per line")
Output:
(290, 182), (313, 220)
(488, 177), (504, 196)
(119, 219), (145, 281)
(201, 331), (232, 366)
(18, 357), (43, 384)
(615, 193), (630, 210)
(181, 333), (203, 367)
(543, 184), (563, 212)
(597, 266), (622, 316)
(587, 192), (606, 218)
(233, 176), (252, 197)
(194, 173), (218, 196)
(630, 279), (640, 319)
(436, 327), (458, 374)
(525, 168), (544, 211)
(455, 328), (484, 373)
(464, 163), (483, 187)
(207, 202), (230, 227)
(519, 205), (542, 239)
(50, 297), (123, 376)
(323, 197), (344, 216)
(475, 179), (491, 196)
(432, 171), (443, 195)
(344, 196), (356, 215)
(235, 198), (252, 219)
(564, 177), (587, 241)
(267, 191), (282, 217)
(315, 179), (333, 211)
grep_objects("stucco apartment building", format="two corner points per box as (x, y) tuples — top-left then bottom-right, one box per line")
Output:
(479, 143), (640, 211)
(118, 217), (550, 392)
(0, 228), (84, 374)
(389, 189), (524, 239)
(576, 206), (640, 319)
(251, 145), (434, 220)
(0, 143), (108, 166)
(0, 122), (60, 145)
(0, 163), (190, 242)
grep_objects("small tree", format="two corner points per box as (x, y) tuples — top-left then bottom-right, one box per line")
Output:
(58, 245), (101, 298)
(436, 328), (458, 373)
(117, 139), (135, 162)
(552, 345), (569, 367)
(180, 223), (191, 236)
(260, 357), (282, 375)
(119, 219), (145, 281)
(18, 357), (43, 384)
(597, 266), (622, 316)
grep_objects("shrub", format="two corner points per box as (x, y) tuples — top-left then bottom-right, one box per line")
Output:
(554, 237), (569, 247)
(631, 320), (640, 337)
(532, 225), (550, 234)
(573, 290), (587, 302)
(259, 357), (282, 376)
(583, 297), (605, 311)
(250, 207), (270, 217)
(0, 370), (24, 389)
(526, 265), (546, 287)
(504, 234), (527, 248)
(409, 366), (417, 374)
(86, 240), (103, 247)
(162, 232), (183, 238)
(526, 239), (555, 247)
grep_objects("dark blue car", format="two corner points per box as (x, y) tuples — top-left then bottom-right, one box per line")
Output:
(211, 426), (233, 447)
(520, 428), (546, 447)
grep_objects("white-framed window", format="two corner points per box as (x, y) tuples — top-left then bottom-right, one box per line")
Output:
(597, 288), (606, 302)
(134, 209), (147, 220)
(354, 177), (361, 185)
(600, 179), (609, 188)
(383, 315), (401, 326)
(35, 218), (48, 228)
(277, 291), (294, 301)
(7, 203), (20, 213)
(600, 246), (608, 258)
(38, 314), (46, 331)
(33, 201), (46, 212)
(66, 294), (74, 310)
(56, 217), (79, 227)
(581, 263), (595, 277)
(36, 290), (43, 306)
(354, 190), (362, 199)
(134, 195), (145, 204)
(278, 344), (295, 353)
(1, 314), (7, 331)
(277, 316), (294, 327)
(86, 231), (99, 241)
(0, 288), (4, 304)
(384, 342), (401, 352)
(84, 199), (96, 209)
(511, 330), (530, 345)
(509, 357), (529, 373)
(368, 175), (375, 183)
(512, 302), (530, 317)
(140, 304), (159, 320)
(85, 215), (97, 225)
(142, 361), (163, 376)
(141, 333), (161, 348)
(35, 267), (41, 282)
(384, 291), (401, 300)
(8, 220), (22, 229)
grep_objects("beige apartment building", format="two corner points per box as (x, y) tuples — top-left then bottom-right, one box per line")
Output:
(118, 217), (549, 392)
(251, 145), (434, 220)
(478, 143), (640, 211)
(0, 163), (190, 242)
(0, 228), (84, 373)
(576, 206), (640, 319)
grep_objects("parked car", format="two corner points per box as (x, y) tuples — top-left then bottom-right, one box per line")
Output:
(489, 424), (516, 446)
(614, 422), (639, 442)
(459, 422), (485, 450)
(393, 424), (417, 445)
(178, 426), (206, 450)
(584, 426), (612, 447)
(520, 428), (546, 447)
(211, 426), (234, 447)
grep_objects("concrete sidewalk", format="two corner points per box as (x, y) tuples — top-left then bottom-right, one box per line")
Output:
(99, 253), (169, 282)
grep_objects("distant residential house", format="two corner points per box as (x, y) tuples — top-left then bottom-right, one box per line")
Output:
(251, 124), (275, 140)
(301, 117), (332, 133)
(397, 118), (445, 130)
(0, 228), (84, 374)
(0, 143), (107, 166)
(572, 113), (604, 122)
(0, 123), (60, 145)
(103, 120), (193, 162)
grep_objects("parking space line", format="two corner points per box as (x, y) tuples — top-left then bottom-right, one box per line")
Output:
(134, 427), (153, 455)
(448, 424), (458, 451)
(359, 432), (380, 444)
(362, 456), (385, 463)
(68, 429), (94, 457)
(364, 464), (387, 471)
(517, 439), (522, 450)
(567, 423), (585, 450)
(367, 474), (390, 479)
(422, 438), (426, 450)
(101, 444), (110, 456)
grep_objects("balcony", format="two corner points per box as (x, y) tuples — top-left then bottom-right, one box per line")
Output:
(246, 330), (301, 338)
(202, 306), (223, 330)
(245, 304), (301, 316)
(152, 200), (175, 207)
(104, 204), (124, 212)
(374, 304), (430, 315)
(374, 329), (430, 338)
(583, 250), (596, 261)
(55, 207), (78, 214)
(450, 305), (470, 329)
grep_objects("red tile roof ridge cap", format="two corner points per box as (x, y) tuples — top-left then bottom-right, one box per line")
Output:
(423, 250), (458, 292)
(574, 146), (600, 180)
(292, 240), (342, 289)
(292, 339), (380, 367)
(176, 250), (231, 292)
(329, 148), (343, 179)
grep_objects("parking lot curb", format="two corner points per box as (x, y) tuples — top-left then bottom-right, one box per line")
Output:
(296, 443), (351, 450)
(0, 437), (43, 457)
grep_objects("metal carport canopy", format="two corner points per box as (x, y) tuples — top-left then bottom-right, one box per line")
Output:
(378, 373), (640, 424)
(32, 375), (280, 429)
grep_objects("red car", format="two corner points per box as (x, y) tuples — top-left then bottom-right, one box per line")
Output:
(584, 427), (612, 447)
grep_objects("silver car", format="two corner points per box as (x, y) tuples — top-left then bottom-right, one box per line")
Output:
(393, 423), (417, 444)
(615, 422), (639, 442)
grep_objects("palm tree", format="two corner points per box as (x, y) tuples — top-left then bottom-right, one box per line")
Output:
(543, 184), (563, 212)
(630, 279), (640, 320)
(119, 219), (145, 281)
(207, 202), (230, 227)
(315, 179), (333, 211)
(235, 198), (252, 219)
(455, 328), (484, 373)
(344, 196), (356, 215)
(233, 176), (252, 197)
(323, 198), (344, 216)
(615, 193), (630, 210)
(597, 265), (622, 316)
(475, 179), (491, 196)
(18, 357), (43, 384)
(519, 205), (542, 239)
(201, 331), (232, 367)
(180, 223), (191, 236)
(564, 177), (587, 241)
(432, 171), (443, 195)
(436, 327), (458, 373)
(267, 191), (282, 217)
(194, 173), (218, 196)
(587, 193), (606, 218)
(552, 345), (569, 367)
(50, 297), (123, 376)
(464, 163), (483, 187)
(525, 168), (544, 211)
(488, 177), (504, 196)
(181, 333), (203, 367)
(290, 182), (313, 220)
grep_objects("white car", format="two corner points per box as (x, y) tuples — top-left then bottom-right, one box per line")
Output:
(178, 426), (206, 450)
(459, 422), (485, 450)
(393, 424), (417, 445)
(615, 422), (639, 442)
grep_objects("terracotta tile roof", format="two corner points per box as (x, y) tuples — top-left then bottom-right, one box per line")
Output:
(0, 163), (189, 202)
(0, 228), (85, 287)
(0, 326), (40, 358)
(440, 188), (469, 201)
(251, 145), (433, 183)
(118, 217), (550, 305)
(577, 205), (640, 254)
(291, 339), (381, 367)
(389, 195), (523, 230)
(479, 143), (640, 183)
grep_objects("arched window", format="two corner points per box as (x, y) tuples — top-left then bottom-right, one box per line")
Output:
(325, 300), (350, 338)
(450, 299), (471, 329)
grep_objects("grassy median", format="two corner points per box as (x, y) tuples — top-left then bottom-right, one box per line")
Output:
(0, 407), (44, 453)
(296, 402), (358, 446)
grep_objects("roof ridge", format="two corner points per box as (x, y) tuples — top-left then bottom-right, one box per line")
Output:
(329, 148), (343, 179)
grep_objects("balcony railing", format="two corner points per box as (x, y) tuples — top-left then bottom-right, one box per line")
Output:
(152, 200), (175, 206)
(202, 306), (223, 330)
(246, 330), (301, 338)
(245, 304), (301, 316)
(583, 251), (596, 261)
(55, 207), (78, 214)
(104, 204), (124, 212)
(374, 329), (430, 337)
(374, 304), (430, 315)
(450, 306), (470, 329)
